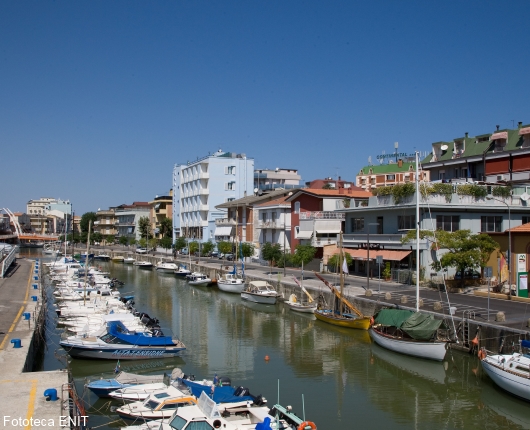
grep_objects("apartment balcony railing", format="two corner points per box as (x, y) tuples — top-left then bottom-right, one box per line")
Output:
(215, 218), (237, 226)
(312, 238), (338, 247)
(374, 192), (522, 207)
(257, 220), (285, 229)
(343, 233), (429, 250)
(198, 204), (209, 211)
(116, 222), (135, 227)
(299, 211), (345, 220)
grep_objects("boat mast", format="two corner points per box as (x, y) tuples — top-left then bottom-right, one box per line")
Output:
(339, 231), (344, 317)
(415, 151), (420, 313)
(84, 221), (91, 307)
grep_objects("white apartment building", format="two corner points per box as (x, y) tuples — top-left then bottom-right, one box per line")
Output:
(254, 168), (301, 191)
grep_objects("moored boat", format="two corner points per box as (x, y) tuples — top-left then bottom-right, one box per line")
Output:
(174, 264), (191, 277)
(156, 261), (178, 273)
(241, 280), (281, 304)
(217, 272), (245, 294)
(187, 273), (212, 286)
(134, 260), (153, 269)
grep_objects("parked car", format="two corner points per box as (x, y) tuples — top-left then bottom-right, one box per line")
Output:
(181, 248), (189, 255)
(454, 270), (481, 280)
(210, 251), (219, 258)
(226, 253), (235, 261)
(135, 247), (148, 254)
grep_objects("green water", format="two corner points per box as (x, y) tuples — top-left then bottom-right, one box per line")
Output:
(37, 257), (529, 429)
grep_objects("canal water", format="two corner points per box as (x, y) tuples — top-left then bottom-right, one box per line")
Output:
(30, 253), (529, 430)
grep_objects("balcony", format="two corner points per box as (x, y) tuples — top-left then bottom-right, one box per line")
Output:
(215, 218), (237, 226)
(258, 220), (285, 229)
(312, 237), (338, 247)
(343, 233), (429, 250)
(299, 211), (345, 220)
(198, 204), (209, 211)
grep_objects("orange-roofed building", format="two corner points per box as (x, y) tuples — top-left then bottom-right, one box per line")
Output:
(256, 195), (292, 251)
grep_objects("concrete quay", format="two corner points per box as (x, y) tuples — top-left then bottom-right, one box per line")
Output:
(0, 258), (71, 429)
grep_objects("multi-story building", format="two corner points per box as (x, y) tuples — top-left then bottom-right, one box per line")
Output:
(256, 196), (292, 251)
(422, 122), (530, 185)
(356, 159), (430, 190)
(26, 197), (71, 216)
(304, 177), (356, 189)
(254, 168), (301, 191)
(172, 149), (254, 242)
(94, 208), (118, 237)
(115, 202), (150, 242)
(149, 190), (172, 239)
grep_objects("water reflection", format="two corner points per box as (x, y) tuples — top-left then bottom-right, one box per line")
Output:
(35, 256), (530, 429)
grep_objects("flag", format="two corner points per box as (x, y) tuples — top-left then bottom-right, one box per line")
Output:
(342, 256), (349, 275)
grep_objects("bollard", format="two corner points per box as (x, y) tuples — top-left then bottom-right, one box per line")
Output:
(23, 313), (30, 320)
(365, 289), (373, 297)
(33, 276), (39, 281)
(44, 388), (58, 401)
(32, 284), (38, 289)
(31, 296), (38, 302)
(400, 295), (408, 304)
(34, 269), (39, 274)
(385, 292), (392, 301)
(11, 339), (21, 348)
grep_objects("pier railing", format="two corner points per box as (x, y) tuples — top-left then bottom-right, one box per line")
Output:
(0, 246), (17, 278)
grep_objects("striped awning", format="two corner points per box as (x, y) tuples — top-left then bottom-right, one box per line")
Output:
(519, 127), (530, 136)
(344, 249), (412, 261)
(214, 226), (233, 237)
(490, 131), (508, 140)
(297, 230), (313, 239)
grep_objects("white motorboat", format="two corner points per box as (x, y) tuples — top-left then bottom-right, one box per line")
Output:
(134, 261), (153, 269)
(284, 294), (317, 313)
(123, 256), (136, 264)
(241, 281), (281, 304)
(217, 273), (245, 294)
(174, 265), (191, 277)
(156, 261), (178, 273)
(187, 273), (211, 286)
(480, 341), (530, 401)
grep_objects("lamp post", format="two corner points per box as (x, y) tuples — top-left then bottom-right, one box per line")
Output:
(366, 222), (379, 291)
(486, 195), (511, 287)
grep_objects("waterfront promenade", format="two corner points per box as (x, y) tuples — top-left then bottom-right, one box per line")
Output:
(0, 258), (68, 429)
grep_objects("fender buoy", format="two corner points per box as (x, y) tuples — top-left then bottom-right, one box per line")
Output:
(298, 421), (317, 430)
(478, 348), (487, 360)
(370, 316), (374, 326)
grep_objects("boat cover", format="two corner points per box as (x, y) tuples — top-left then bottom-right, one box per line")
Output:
(375, 309), (443, 341)
(179, 379), (256, 404)
(107, 321), (175, 346)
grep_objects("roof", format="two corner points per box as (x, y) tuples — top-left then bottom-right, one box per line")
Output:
(286, 188), (372, 202)
(215, 189), (297, 209)
(256, 195), (290, 207)
(358, 162), (417, 175)
(507, 223), (530, 233)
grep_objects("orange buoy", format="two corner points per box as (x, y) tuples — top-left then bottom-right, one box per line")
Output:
(478, 348), (487, 360)
(471, 335), (479, 346)
(264, 355), (270, 361)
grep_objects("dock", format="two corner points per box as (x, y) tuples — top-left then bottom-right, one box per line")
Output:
(0, 258), (74, 429)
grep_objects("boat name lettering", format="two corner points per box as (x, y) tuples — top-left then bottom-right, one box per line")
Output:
(111, 350), (165, 357)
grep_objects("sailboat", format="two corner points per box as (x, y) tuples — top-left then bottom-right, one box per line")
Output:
(369, 152), (448, 361)
(284, 276), (317, 313)
(217, 240), (245, 293)
(314, 232), (372, 330)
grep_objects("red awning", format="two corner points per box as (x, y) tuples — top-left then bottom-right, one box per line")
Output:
(519, 127), (530, 136)
(490, 131), (508, 140)
(343, 249), (411, 261)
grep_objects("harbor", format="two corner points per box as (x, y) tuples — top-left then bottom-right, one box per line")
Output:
(2, 248), (528, 429)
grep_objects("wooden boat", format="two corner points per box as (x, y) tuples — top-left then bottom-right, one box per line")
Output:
(479, 341), (530, 401)
(284, 276), (317, 313)
(112, 255), (125, 262)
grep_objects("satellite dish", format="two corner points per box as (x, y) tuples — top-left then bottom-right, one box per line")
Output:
(520, 193), (530, 202)
(441, 144), (449, 151)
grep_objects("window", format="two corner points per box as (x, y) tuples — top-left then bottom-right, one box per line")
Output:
(481, 216), (502, 232)
(226, 182), (235, 190)
(185, 421), (213, 430)
(351, 217), (364, 232)
(226, 198), (235, 202)
(377, 217), (383, 234)
(398, 215), (415, 230)
(226, 166), (236, 174)
(523, 216), (530, 225)
(386, 174), (395, 181)
(436, 215), (460, 232)
(262, 212), (267, 222)
(294, 202), (300, 214)
(439, 171), (445, 181)
(272, 212), (276, 222)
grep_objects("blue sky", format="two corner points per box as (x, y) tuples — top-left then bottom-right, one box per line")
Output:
(2, 1), (530, 214)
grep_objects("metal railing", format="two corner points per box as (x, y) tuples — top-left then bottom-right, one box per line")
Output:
(0, 246), (17, 278)
(299, 211), (345, 220)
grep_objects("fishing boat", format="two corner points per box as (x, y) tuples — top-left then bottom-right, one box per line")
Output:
(59, 321), (186, 360)
(241, 280), (281, 304)
(369, 152), (449, 361)
(284, 277), (317, 313)
(314, 234), (371, 330)
(134, 260), (153, 269)
(479, 340), (530, 401)
(156, 261), (178, 273)
(187, 273), (212, 286)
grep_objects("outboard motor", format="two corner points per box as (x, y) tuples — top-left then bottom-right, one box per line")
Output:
(234, 386), (250, 397)
(218, 376), (231, 387)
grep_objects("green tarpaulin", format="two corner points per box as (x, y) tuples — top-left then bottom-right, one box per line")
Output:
(374, 308), (443, 341)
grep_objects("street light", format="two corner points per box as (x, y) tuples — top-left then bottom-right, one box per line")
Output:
(366, 222), (379, 291)
(486, 195), (511, 287)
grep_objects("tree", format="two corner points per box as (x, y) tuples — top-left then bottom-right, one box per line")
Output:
(327, 252), (352, 272)
(189, 240), (199, 256)
(138, 216), (152, 240)
(402, 229), (498, 287)
(160, 236), (173, 254)
(159, 217), (173, 238)
(174, 236), (187, 253)
(139, 238), (147, 248)
(80, 212), (97, 233)
(106, 235), (115, 245)
(322, 183), (333, 189)
(92, 232), (103, 245)
(217, 241), (233, 264)
(201, 240), (215, 256)
(119, 236), (129, 246)
(128, 237), (137, 247)
(261, 242), (282, 274)
(292, 244), (317, 278)
(240, 242), (255, 260)
(149, 238), (158, 252)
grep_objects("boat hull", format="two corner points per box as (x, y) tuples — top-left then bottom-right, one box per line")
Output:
(369, 327), (447, 361)
(156, 267), (176, 273)
(217, 282), (245, 293)
(241, 292), (278, 305)
(284, 301), (317, 313)
(59, 344), (185, 360)
(188, 279), (211, 286)
(315, 310), (371, 330)
(481, 354), (530, 401)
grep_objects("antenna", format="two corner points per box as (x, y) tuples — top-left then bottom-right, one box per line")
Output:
(368, 156), (372, 165)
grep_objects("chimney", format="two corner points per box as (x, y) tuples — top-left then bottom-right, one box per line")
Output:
(339, 188), (345, 194)
(518, 121), (523, 129)
(397, 159), (403, 167)
(465, 132), (468, 138)
(347, 188), (352, 194)
(496, 125), (500, 131)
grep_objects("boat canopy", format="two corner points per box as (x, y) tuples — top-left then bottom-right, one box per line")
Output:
(375, 309), (443, 341)
(179, 379), (256, 404)
(107, 321), (174, 346)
